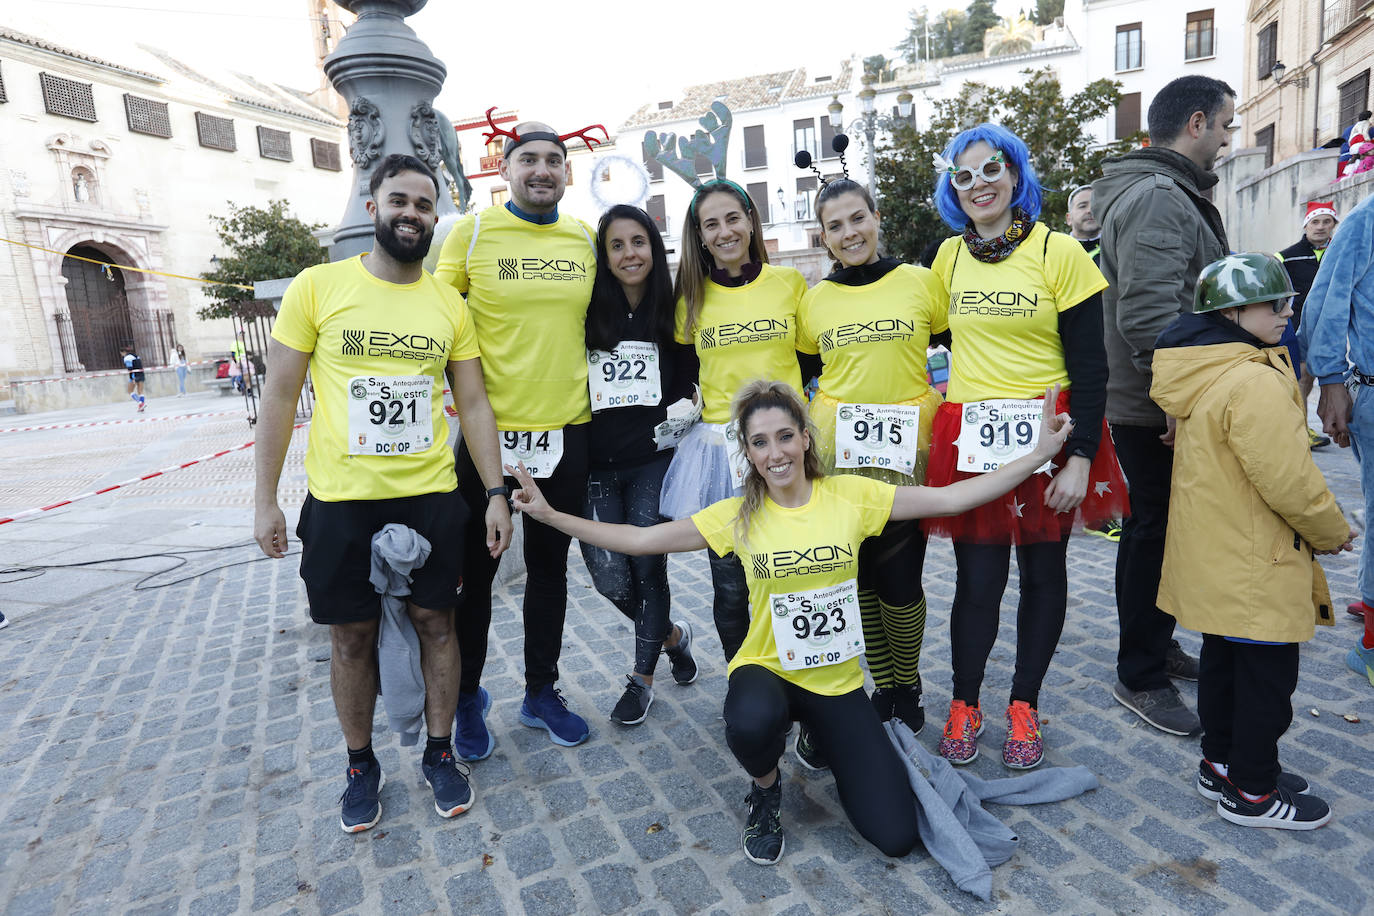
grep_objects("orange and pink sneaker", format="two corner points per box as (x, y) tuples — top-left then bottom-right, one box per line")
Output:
(1003, 700), (1044, 769)
(938, 699), (985, 765)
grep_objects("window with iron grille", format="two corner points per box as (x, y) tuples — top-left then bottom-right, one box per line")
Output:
(1338, 70), (1370, 133)
(123, 94), (171, 138)
(310, 138), (341, 171)
(1185, 10), (1214, 60)
(0, 61), (8, 104)
(41, 72), (97, 121)
(195, 111), (236, 151)
(1257, 22), (1277, 81)
(257, 126), (293, 161)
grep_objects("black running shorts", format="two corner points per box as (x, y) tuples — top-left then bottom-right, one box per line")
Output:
(296, 488), (467, 624)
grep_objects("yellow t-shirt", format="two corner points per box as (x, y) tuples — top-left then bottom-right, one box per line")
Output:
(674, 264), (806, 424)
(434, 205), (595, 430)
(691, 475), (895, 695)
(272, 256), (481, 502)
(932, 223), (1107, 402)
(797, 263), (948, 401)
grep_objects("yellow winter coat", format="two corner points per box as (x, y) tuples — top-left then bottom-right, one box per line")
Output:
(1151, 339), (1346, 643)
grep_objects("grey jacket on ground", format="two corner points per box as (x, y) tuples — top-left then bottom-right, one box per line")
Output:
(1094, 147), (1228, 426)
(884, 721), (1099, 901)
(371, 524), (432, 747)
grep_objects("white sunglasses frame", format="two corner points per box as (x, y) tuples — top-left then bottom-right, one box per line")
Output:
(945, 151), (1008, 191)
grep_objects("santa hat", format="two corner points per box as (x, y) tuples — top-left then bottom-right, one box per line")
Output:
(1304, 201), (1339, 225)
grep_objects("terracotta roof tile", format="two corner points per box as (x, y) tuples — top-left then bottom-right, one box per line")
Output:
(620, 61), (853, 130)
(0, 25), (163, 82)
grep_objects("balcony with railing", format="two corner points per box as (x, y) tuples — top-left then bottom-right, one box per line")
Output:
(1323, 0), (1372, 40)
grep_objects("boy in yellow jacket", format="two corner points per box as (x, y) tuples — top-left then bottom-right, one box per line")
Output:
(1151, 253), (1354, 830)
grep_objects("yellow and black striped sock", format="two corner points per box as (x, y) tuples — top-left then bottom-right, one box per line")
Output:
(859, 588), (894, 688)
(882, 594), (928, 687)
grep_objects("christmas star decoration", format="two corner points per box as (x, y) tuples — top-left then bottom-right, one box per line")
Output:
(1094, 480), (1112, 496)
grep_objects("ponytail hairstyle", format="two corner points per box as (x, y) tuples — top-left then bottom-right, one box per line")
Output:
(586, 204), (673, 351)
(729, 379), (824, 545)
(814, 178), (880, 270)
(674, 180), (769, 340)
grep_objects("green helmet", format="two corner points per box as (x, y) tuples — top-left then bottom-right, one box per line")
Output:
(1193, 252), (1296, 314)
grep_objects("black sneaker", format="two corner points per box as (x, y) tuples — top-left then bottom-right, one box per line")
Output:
(1165, 640), (1200, 681)
(664, 620), (699, 685)
(1196, 759), (1310, 801)
(339, 759), (384, 833)
(890, 681), (925, 735)
(743, 776), (785, 865)
(793, 724), (827, 771)
(610, 675), (654, 726)
(422, 746), (475, 818)
(870, 687), (896, 722)
(1112, 680), (1201, 736)
(1217, 780), (1331, 830)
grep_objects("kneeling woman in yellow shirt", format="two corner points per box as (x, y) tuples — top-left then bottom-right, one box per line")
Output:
(508, 379), (1073, 866)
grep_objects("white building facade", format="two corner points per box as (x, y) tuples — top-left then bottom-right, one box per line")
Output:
(0, 26), (348, 390)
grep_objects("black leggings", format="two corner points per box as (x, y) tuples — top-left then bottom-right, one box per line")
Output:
(950, 538), (1069, 708)
(707, 549), (750, 662)
(580, 453), (673, 676)
(1198, 635), (1298, 796)
(456, 423), (589, 693)
(723, 665), (919, 857)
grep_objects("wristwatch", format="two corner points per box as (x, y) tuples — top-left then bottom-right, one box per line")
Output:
(486, 485), (512, 501)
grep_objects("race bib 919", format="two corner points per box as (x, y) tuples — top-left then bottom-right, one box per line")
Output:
(347, 375), (434, 456)
(954, 399), (1050, 473)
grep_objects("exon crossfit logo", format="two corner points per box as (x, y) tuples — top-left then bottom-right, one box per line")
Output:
(832, 318), (915, 347)
(755, 543), (855, 579)
(949, 290), (1039, 319)
(819, 329), (834, 352)
(701, 318), (790, 349)
(343, 330), (452, 362)
(500, 255), (589, 282)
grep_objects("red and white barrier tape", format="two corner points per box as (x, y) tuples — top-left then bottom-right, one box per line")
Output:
(0, 409), (241, 434)
(12, 359), (219, 385)
(0, 421), (307, 525)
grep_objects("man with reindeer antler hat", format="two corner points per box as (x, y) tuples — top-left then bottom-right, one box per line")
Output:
(435, 109), (609, 758)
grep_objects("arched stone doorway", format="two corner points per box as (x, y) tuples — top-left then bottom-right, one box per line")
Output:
(62, 244), (133, 372)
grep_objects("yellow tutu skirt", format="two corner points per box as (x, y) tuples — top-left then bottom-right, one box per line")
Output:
(810, 387), (942, 486)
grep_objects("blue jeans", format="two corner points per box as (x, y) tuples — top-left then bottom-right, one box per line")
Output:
(580, 453), (673, 676)
(1346, 382), (1374, 603)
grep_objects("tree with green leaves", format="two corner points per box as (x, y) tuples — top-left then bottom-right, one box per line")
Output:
(1032, 0), (1065, 26)
(874, 69), (1135, 263)
(198, 200), (327, 321)
(898, 6), (970, 62)
(962, 0), (1000, 54)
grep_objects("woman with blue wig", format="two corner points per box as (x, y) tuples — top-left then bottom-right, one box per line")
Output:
(923, 123), (1128, 769)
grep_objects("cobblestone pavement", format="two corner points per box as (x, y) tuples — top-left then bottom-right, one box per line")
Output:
(1, 394), (1371, 915)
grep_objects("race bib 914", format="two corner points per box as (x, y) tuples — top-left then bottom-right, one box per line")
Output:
(500, 428), (564, 478)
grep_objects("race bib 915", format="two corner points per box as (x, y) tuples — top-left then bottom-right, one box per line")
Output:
(834, 403), (920, 476)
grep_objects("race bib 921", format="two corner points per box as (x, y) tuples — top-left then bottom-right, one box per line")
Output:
(347, 375), (433, 456)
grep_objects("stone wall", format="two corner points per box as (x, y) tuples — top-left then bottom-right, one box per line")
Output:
(11, 364), (228, 413)
(1215, 147), (1374, 253)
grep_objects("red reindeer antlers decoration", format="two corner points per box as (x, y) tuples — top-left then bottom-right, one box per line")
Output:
(481, 106), (610, 151)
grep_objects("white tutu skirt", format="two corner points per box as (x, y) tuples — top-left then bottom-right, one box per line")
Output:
(658, 421), (741, 520)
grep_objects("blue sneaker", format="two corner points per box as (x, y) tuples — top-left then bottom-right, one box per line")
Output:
(339, 759), (383, 833)
(519, 684), (589, 747)
(422, 746), (475, 818)
(454, 686), (495, 761)
(0, 611), (9, 630)
(1347, 643), (1374, 687)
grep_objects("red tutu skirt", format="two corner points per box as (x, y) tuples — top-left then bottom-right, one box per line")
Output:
(923, 391), (1130, 544)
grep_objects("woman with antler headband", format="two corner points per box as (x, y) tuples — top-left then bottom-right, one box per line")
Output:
(791, 141), (948, 765)
(657, 179), (811, 665)
(923, 123), (1127, 771)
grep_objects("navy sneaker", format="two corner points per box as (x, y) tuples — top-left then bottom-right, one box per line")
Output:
(422, 746), (475, 818)
(742, 775), (785, 865)
(454, 686), (494, 761)
(339, 759), (383, 833)
(1217, 780), (1331, 830)
(520, 684), (590, 747)
(1196, 759), (1310, 801)
(664, 620), (699, 685)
